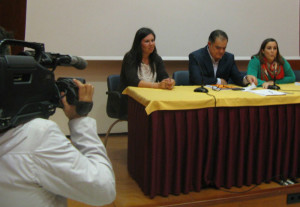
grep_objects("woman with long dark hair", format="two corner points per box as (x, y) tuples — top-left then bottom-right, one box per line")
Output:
(247, 38), (295, 88)
(119, 27), (175, 92)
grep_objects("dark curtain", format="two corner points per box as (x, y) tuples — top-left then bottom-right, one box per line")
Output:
(127, 97), (300, 198)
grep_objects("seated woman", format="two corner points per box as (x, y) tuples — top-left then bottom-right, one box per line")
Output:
(247, 38), (295, 88)
(119, 27), (175, 92)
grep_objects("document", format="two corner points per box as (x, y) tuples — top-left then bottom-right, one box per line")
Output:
(244, 82), (256, 91)
(247, 89), (286, 96)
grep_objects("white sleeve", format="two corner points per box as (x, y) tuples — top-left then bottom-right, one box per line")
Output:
(32, 117), (116, 206)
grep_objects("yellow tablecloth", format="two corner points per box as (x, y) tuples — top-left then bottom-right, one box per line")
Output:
(123, 83), (300, 115)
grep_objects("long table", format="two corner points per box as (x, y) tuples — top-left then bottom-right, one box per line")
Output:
(123, 84), (300, 198)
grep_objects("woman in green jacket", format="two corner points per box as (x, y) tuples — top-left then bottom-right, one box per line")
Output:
(247, 38), (295, 88)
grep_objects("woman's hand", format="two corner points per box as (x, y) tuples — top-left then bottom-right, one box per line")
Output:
(262, 81), (274, 89)
(159, 78), (175, 90)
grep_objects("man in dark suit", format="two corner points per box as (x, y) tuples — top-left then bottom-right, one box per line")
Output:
(189, 30), (257, 86)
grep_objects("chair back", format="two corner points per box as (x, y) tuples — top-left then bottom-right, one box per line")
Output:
(107, 74), (120, 92)
(172, 70), (190, 86)
(293, 70), (300, 82)
(105, 75), (127, 147)
(106, 75), (127, 120)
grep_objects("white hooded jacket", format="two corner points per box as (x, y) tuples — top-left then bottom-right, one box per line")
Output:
(0, 117), (116, 207)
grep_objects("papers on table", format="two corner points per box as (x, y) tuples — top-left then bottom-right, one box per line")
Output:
(206, 82), (287, 96)
(244, 82), (257, 91)
(246, 89), (286, 96)
(295, 82), (300, 86)
(243, 83), (286, 96)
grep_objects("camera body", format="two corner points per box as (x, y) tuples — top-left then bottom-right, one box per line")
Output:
(56, 77), (86, 107)
(0, 39), (87, 130)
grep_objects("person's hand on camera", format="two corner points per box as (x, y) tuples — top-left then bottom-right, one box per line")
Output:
(61, 79), (94, 120)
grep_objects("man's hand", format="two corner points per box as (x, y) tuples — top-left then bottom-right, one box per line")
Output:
(246, 75), (258, 85)
(61, 79), (94, 120)
(220, 78), (228, 85)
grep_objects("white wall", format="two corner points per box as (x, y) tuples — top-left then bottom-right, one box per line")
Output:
(26, 0), (299, 58)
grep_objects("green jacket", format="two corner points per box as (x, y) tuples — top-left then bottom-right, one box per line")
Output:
(247, 56), (296, 87)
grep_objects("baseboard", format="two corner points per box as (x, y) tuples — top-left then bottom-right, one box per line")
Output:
(98, 132), (128, 137)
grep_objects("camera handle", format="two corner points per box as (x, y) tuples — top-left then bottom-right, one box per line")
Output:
(0, 39), (45, 62)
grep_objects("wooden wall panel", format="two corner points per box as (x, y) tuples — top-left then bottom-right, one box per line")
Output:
(0, 0), (26, 54)
(288, 60), (300, 70)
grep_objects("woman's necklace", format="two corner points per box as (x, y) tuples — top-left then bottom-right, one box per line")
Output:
(142, 57), (149, 65)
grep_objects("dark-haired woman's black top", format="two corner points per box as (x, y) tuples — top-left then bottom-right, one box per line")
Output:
(119, 53), (169, 92)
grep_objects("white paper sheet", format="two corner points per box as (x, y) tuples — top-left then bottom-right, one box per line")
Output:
(246, 89), (286, 96)
(244, 82), (257, 91)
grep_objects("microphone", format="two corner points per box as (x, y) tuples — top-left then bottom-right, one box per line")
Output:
(20, 50), (88, 70)
(56, 55), (87, 70)
(193, 55), (208, 93)
(267, 62), (280, 90)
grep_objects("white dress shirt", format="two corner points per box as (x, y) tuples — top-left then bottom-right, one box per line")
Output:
(207, 46), (222, 84)
(0, 117), (116, 207)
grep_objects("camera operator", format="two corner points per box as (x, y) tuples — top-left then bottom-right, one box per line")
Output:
(0, 79), (116, 207)
(0, 26), (116, 207)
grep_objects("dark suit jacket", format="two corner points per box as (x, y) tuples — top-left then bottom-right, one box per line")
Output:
(188, 46), (245, 86)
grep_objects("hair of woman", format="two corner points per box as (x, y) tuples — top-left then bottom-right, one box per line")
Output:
(253, 38), (284, 65)
(127, 27), (158, 74)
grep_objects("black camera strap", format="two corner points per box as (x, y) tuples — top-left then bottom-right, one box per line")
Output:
(75, 101), (93, 116)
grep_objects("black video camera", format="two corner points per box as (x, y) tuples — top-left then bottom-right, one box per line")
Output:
(0, 39), (90, 131)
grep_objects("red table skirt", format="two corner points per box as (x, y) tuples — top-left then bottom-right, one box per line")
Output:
(127, 97), (300, 198)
